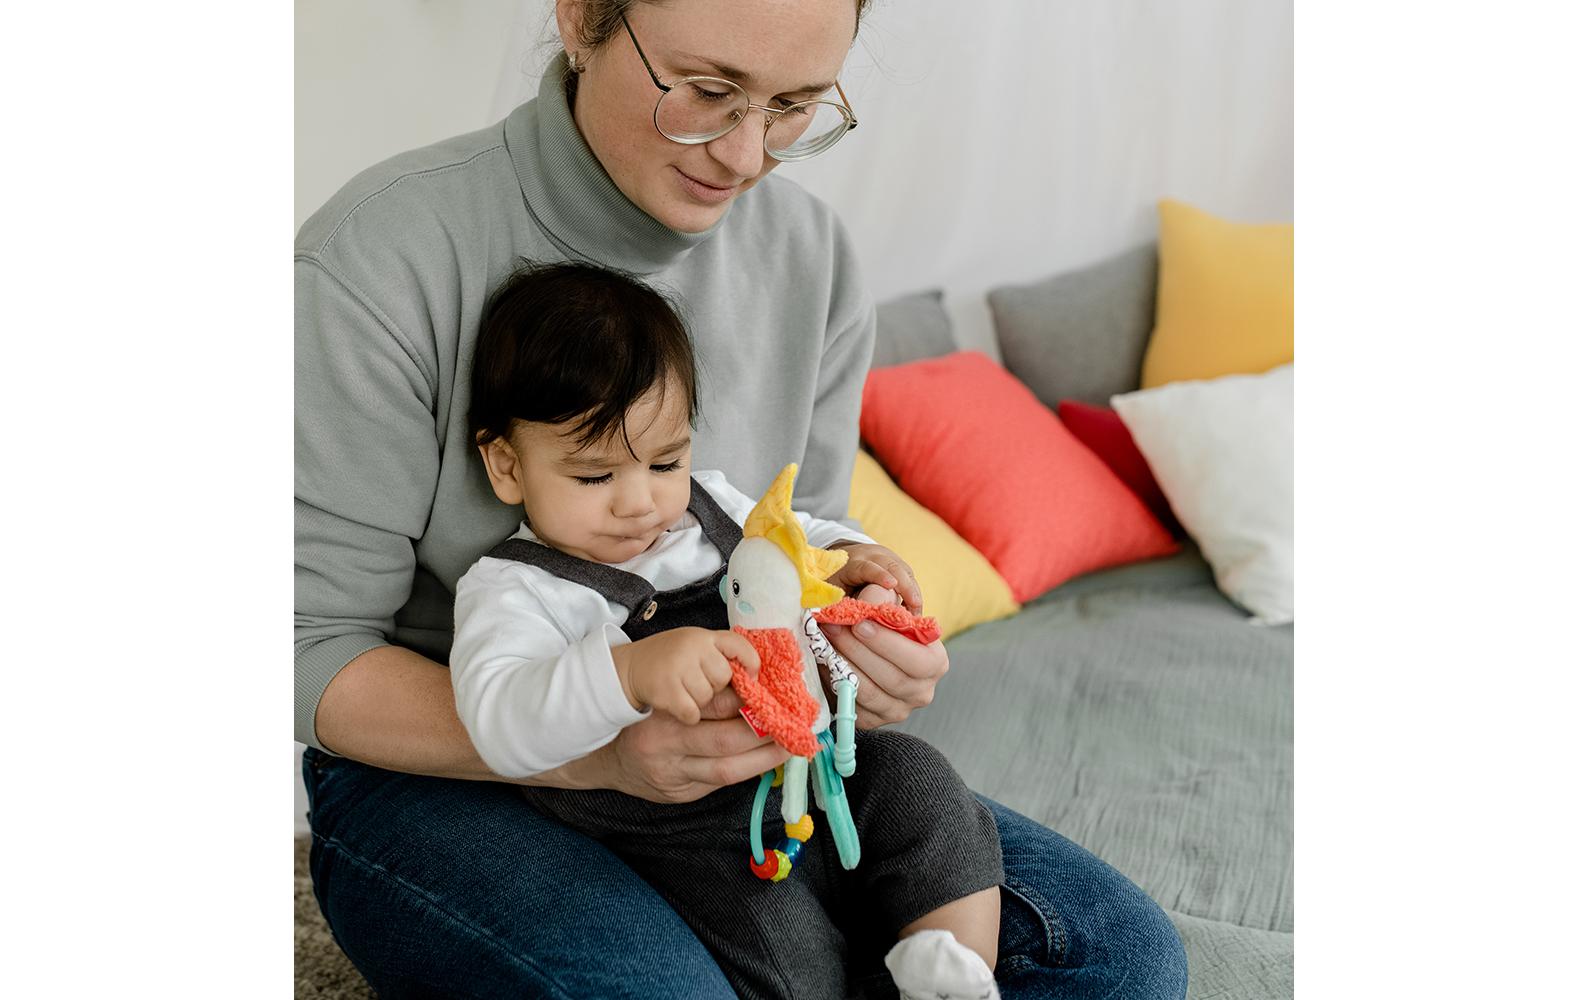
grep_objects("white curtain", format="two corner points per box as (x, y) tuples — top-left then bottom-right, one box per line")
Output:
(490, 0), (1293, 355)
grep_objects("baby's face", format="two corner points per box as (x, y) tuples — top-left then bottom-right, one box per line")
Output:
(496, 386), (694, 565)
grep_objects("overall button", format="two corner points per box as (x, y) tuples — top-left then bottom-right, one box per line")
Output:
(641, 600), (658, 621)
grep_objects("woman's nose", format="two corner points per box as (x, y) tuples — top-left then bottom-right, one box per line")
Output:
(705, 113), (768, 180)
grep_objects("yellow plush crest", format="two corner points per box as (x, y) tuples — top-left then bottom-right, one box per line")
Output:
(743, 463), (849, 608)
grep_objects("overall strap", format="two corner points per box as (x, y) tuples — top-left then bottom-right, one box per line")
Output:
(485, 538), (655, 619)
(688, 477), (745, 562)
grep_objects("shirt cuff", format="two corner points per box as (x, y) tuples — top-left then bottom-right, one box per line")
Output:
(294, 631), (389, 753)
(583, 623), (651, 731)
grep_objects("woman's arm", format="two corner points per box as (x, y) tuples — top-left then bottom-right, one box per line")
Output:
(316, 644), (790, 798)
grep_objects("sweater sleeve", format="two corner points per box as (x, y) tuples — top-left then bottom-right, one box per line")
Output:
(792, 213), (876, 528)
(294, 254), (440, 751)
(450, 559), (650, 779)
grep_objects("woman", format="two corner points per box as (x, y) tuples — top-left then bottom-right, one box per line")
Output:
(296, 0), (1188, 996)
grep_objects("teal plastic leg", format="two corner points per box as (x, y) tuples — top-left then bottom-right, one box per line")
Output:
(749, 768), (775, 865)
(815, 732), (861, 870)
(834, 678), (857, 777)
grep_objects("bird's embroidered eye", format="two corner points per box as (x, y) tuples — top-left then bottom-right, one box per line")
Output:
(731, 580), (740, 597)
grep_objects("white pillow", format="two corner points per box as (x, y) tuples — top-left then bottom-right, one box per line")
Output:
(1112, 365), (1293, 625)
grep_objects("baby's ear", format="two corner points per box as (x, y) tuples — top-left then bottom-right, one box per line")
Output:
(478, 436), (526, 506)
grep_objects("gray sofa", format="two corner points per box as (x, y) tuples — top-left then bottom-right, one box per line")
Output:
(294, 246), (1294, 999)
(882, 244), (1293, 999)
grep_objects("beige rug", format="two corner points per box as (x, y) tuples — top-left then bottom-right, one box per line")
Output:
(295, 836), (374, 999)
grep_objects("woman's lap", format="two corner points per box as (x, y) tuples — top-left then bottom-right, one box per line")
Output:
(303, 749), (1186, 999)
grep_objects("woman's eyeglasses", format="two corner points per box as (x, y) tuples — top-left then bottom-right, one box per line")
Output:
(619, 14), (859, 162)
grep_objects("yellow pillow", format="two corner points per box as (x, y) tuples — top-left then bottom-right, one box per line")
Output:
(847, 451), (1019, 640)
(1141, 199), (1293, 389)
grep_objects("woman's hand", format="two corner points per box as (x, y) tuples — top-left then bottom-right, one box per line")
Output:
(535, 682), (791, 803)
(827, 542), (924, 613)
(818, 583), (950, 728)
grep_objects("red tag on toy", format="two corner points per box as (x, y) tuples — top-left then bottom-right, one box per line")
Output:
(739, 705), (770, 738)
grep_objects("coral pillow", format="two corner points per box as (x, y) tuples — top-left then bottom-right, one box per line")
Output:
(847, 451), (1019, 639)
(1057, 399), (1183, 537)
(861, 351), (1178, 602)
(1141, 199), (1293, 389)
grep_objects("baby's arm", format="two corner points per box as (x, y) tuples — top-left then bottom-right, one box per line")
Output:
(451, 559), (648, 779)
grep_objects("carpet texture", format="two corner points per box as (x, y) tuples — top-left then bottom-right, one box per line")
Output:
(295, 836), (374, 998)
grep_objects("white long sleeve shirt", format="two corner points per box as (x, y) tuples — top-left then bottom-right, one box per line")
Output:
(450, 470), (873, 779)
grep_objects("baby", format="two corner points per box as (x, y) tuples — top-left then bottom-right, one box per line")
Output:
(452, 260), (1003, 1000)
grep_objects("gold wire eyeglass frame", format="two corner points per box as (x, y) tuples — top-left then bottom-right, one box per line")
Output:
(618, 13), (859, 162)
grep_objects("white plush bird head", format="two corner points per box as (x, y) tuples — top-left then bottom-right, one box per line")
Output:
(720, 464), (848, 630)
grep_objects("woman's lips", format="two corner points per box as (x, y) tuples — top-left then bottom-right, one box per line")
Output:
(675, 167), (740, 205)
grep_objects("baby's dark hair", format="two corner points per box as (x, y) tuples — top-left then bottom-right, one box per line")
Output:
(469, 260), (699, 453)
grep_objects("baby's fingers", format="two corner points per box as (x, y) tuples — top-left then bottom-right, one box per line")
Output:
(714, 630), (760, 673)
(670, 680), (704, 726)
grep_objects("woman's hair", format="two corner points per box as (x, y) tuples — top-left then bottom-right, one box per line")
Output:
(469, 260), (699, 453)
(566, 0), (873, 51)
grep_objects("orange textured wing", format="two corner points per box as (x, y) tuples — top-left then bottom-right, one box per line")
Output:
(727, 627), (820, 758)
(810, 598), (942, 645)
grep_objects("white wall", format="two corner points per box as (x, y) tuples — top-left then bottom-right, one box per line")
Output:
(295, 0), (528, 231)
(294, 0), (1292, 832)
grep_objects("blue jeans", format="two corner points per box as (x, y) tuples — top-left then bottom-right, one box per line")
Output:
(304, 749), (1186, 999)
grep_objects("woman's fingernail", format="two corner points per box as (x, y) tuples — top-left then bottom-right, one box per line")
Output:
(856, 621), (876, 638)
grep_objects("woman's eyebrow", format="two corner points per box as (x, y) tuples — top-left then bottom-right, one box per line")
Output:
(677, 52), (833, 95)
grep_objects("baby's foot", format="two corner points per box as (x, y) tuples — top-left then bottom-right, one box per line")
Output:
(884, 929), (999, 1000)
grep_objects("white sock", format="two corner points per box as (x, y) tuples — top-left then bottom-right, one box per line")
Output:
(884, 929), (1000, 1000)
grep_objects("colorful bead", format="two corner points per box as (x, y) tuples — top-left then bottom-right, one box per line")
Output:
(750, 853), (780, 880)
(771, 764), (784, 788)
(781, 837), (804, 866)
(771, 851), (793, 882)
(786, 815), (814, 842)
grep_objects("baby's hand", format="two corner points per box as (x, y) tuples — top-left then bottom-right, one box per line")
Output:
(614, 627), (759, 725)
(827, 543), (924, 614)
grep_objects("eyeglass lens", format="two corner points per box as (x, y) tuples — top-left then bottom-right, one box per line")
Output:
(656, 79), (850, 159)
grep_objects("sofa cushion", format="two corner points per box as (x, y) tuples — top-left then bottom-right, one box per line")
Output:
(1113, 365), (1294, 625)
(988, 244), (1158, 407)
(871, 288), (956, 369)
(847, 450), (1019, 639)
(1057, 399), (1183, 537)
(901, 546), (1293, 936)
(860, 350), (1177, 603)
(1141, 199), (1293, 389)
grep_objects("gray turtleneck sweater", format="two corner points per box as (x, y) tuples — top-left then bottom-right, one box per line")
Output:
(294, 59), (876, 750)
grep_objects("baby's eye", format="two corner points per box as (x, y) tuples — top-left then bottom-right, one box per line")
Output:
(650, 460), (684, 474)
(573, 473), (613, 486)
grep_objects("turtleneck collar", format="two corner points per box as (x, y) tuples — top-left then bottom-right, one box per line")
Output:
(504, 54), (726, 275)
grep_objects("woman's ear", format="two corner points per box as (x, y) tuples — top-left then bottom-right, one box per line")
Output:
(553, 0), (588, 62)
(478, 435), (527, 507)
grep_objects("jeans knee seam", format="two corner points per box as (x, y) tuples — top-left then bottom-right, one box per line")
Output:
(1002, 872), (1068, 966)
(314, 834), (579, 1000)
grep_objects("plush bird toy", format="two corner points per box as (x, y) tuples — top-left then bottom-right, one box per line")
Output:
(720, 464), (942, 882)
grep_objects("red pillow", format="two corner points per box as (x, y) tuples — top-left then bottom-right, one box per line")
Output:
(861, 352), (1177, 602)
(1057, 399), (1185, 537)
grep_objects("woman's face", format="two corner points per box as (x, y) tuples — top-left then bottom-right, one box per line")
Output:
(561, 0), (857, 234)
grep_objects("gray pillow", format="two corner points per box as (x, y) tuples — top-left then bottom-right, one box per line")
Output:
(988, 244), (1158, 407)
(870, 288), (955, 369)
